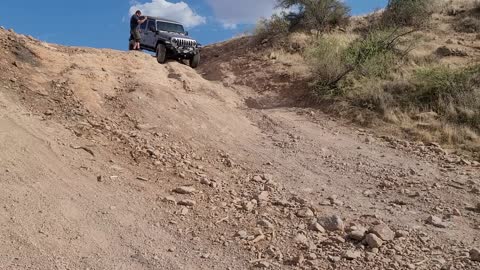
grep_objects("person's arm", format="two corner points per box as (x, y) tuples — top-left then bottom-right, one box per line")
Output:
(138, 16), (147, 24)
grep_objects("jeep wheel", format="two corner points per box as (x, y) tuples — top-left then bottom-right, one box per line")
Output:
(189, 53), (200, 69)
(156, 44), (167, 64)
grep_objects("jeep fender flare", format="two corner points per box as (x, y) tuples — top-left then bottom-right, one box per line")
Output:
(155, 39), (169, 48)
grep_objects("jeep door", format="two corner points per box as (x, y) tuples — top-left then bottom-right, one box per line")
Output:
(144, 19), (157, 48)
(139, 20), (147, 43)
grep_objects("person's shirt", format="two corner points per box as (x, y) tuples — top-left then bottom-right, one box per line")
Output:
(130, 15), (140, 30)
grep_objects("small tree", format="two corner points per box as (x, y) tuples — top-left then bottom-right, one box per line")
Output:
(381, 0), (432, 27)
(277, 0), (350, 33)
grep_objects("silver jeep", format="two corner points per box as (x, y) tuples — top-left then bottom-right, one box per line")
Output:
(129, 16), (201, 68)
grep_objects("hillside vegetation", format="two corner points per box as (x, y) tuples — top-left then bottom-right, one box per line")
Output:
(205, 0), (480, 159)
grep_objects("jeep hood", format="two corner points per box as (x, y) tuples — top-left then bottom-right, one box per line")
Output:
(161, 32), (196, 41)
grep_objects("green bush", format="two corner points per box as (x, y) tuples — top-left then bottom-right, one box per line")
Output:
(308, 29), (405, 97)
(343, 31), (397, 78)
(455, 17), (480, 33)
(277, 0), (350, 32)
(305, 36), (348, 90)
(253, 14), (290, 42)
(408, 65), (480, 128)
(381, 0), (432, 27)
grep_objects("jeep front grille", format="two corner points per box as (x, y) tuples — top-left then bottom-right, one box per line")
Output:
(172, 38), (197, 48)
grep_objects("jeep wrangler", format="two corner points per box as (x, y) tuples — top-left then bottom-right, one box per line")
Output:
(129, 16), (201, 68)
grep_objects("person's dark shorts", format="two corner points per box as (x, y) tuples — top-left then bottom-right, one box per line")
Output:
(131, 29), (141, 42)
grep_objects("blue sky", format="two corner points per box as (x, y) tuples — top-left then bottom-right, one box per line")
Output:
(0, 0), (388, 50)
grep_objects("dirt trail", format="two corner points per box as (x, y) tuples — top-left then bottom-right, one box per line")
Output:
(0, 28), (479, 270)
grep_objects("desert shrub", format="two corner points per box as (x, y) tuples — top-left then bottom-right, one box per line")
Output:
(455, 16), (480, 33)
(253, 13), (290, 43)
(407, 65), (480, 129)
(343, 30), (398, 78)
(308, 29), (408, 97)
(305, 36), (349, 94)
(381, 0), (433, 27)
(277, 0), (350, 33)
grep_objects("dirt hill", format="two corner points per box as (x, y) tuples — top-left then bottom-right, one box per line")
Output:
(0, 15), (479, 270)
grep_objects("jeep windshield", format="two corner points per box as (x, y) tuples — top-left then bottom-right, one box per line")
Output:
(156, 21), (185, 34)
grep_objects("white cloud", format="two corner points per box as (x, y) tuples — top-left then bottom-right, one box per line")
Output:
(129, 0), (206, 28)
(205, 0), (279, 29)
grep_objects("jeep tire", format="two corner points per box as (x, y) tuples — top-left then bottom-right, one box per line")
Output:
(190, 53), (200, 69)
(156, 44), (167, 64)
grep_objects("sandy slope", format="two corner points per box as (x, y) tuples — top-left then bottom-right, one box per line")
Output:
(0, 27), (479, 270)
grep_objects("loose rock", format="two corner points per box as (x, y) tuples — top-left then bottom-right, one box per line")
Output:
(343, 250), (361, 260)
(236, 230), (248, 239)
(173, 186), (196, 195)
(370, 224), (395, 241)
(257, 219), (274, 229)
(294, 233), (309, 245)
(296, 208), (314, 218)
(257, 191), (269, 201)
(319, 215), (344, 232)
(365, 233), (384, 248)
(309, 222), (326, 233)
(349, 230), (366, 241)
(178, 199), (196, 206)
(470, 248), (480, 262)
(426, 215), (448, 228)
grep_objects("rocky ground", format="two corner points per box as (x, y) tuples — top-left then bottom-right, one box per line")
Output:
(0, 26), (479, 270)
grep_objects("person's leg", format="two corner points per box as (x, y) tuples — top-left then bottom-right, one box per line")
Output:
(134, 30), (141, 50)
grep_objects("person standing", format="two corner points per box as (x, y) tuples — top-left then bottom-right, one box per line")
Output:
(130, 10), (147, 50)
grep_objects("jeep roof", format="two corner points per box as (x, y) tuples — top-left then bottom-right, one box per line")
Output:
(145, 16), (182, 25)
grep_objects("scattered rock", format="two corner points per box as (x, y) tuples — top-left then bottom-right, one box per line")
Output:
(309, 222), (326, 233)
(296, 208), (314, 218)
(370, 224), (395, 241)
(254, 261), (271, 268)
(163, 196), (176, 204)
(426, 215), (448, 228)
(236, 230), (248, 239)
(178, 199), (196, 206)
(269, 52), (277, 60)
(292, 254), (305, 265)
(173, 186), (196, 195)
(257, 191), (269, 202)
(343, 250), (361, 260)
(257, 219), (274, 229)
(328, 255), (341, 263)
(180, 207), (189, 216)
(136, 176), (148, 182)
(252, 175), (263, 182)
(395, 230), (409, 238)
(470, 248), (480, 262)
(435, 46), (468, 57)
(348, 230), (366, 241)
(44, 109), (54, 116)
(365, 233), (384, 248)
(243, 201), (255, 211)
(328, 195), (344, 206)
(452, 208), (462, 216)
(294, 233), (309, 246)
(319, 215), (345, 232)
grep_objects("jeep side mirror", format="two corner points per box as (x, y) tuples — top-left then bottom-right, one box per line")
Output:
(185, 31), (189, 36)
